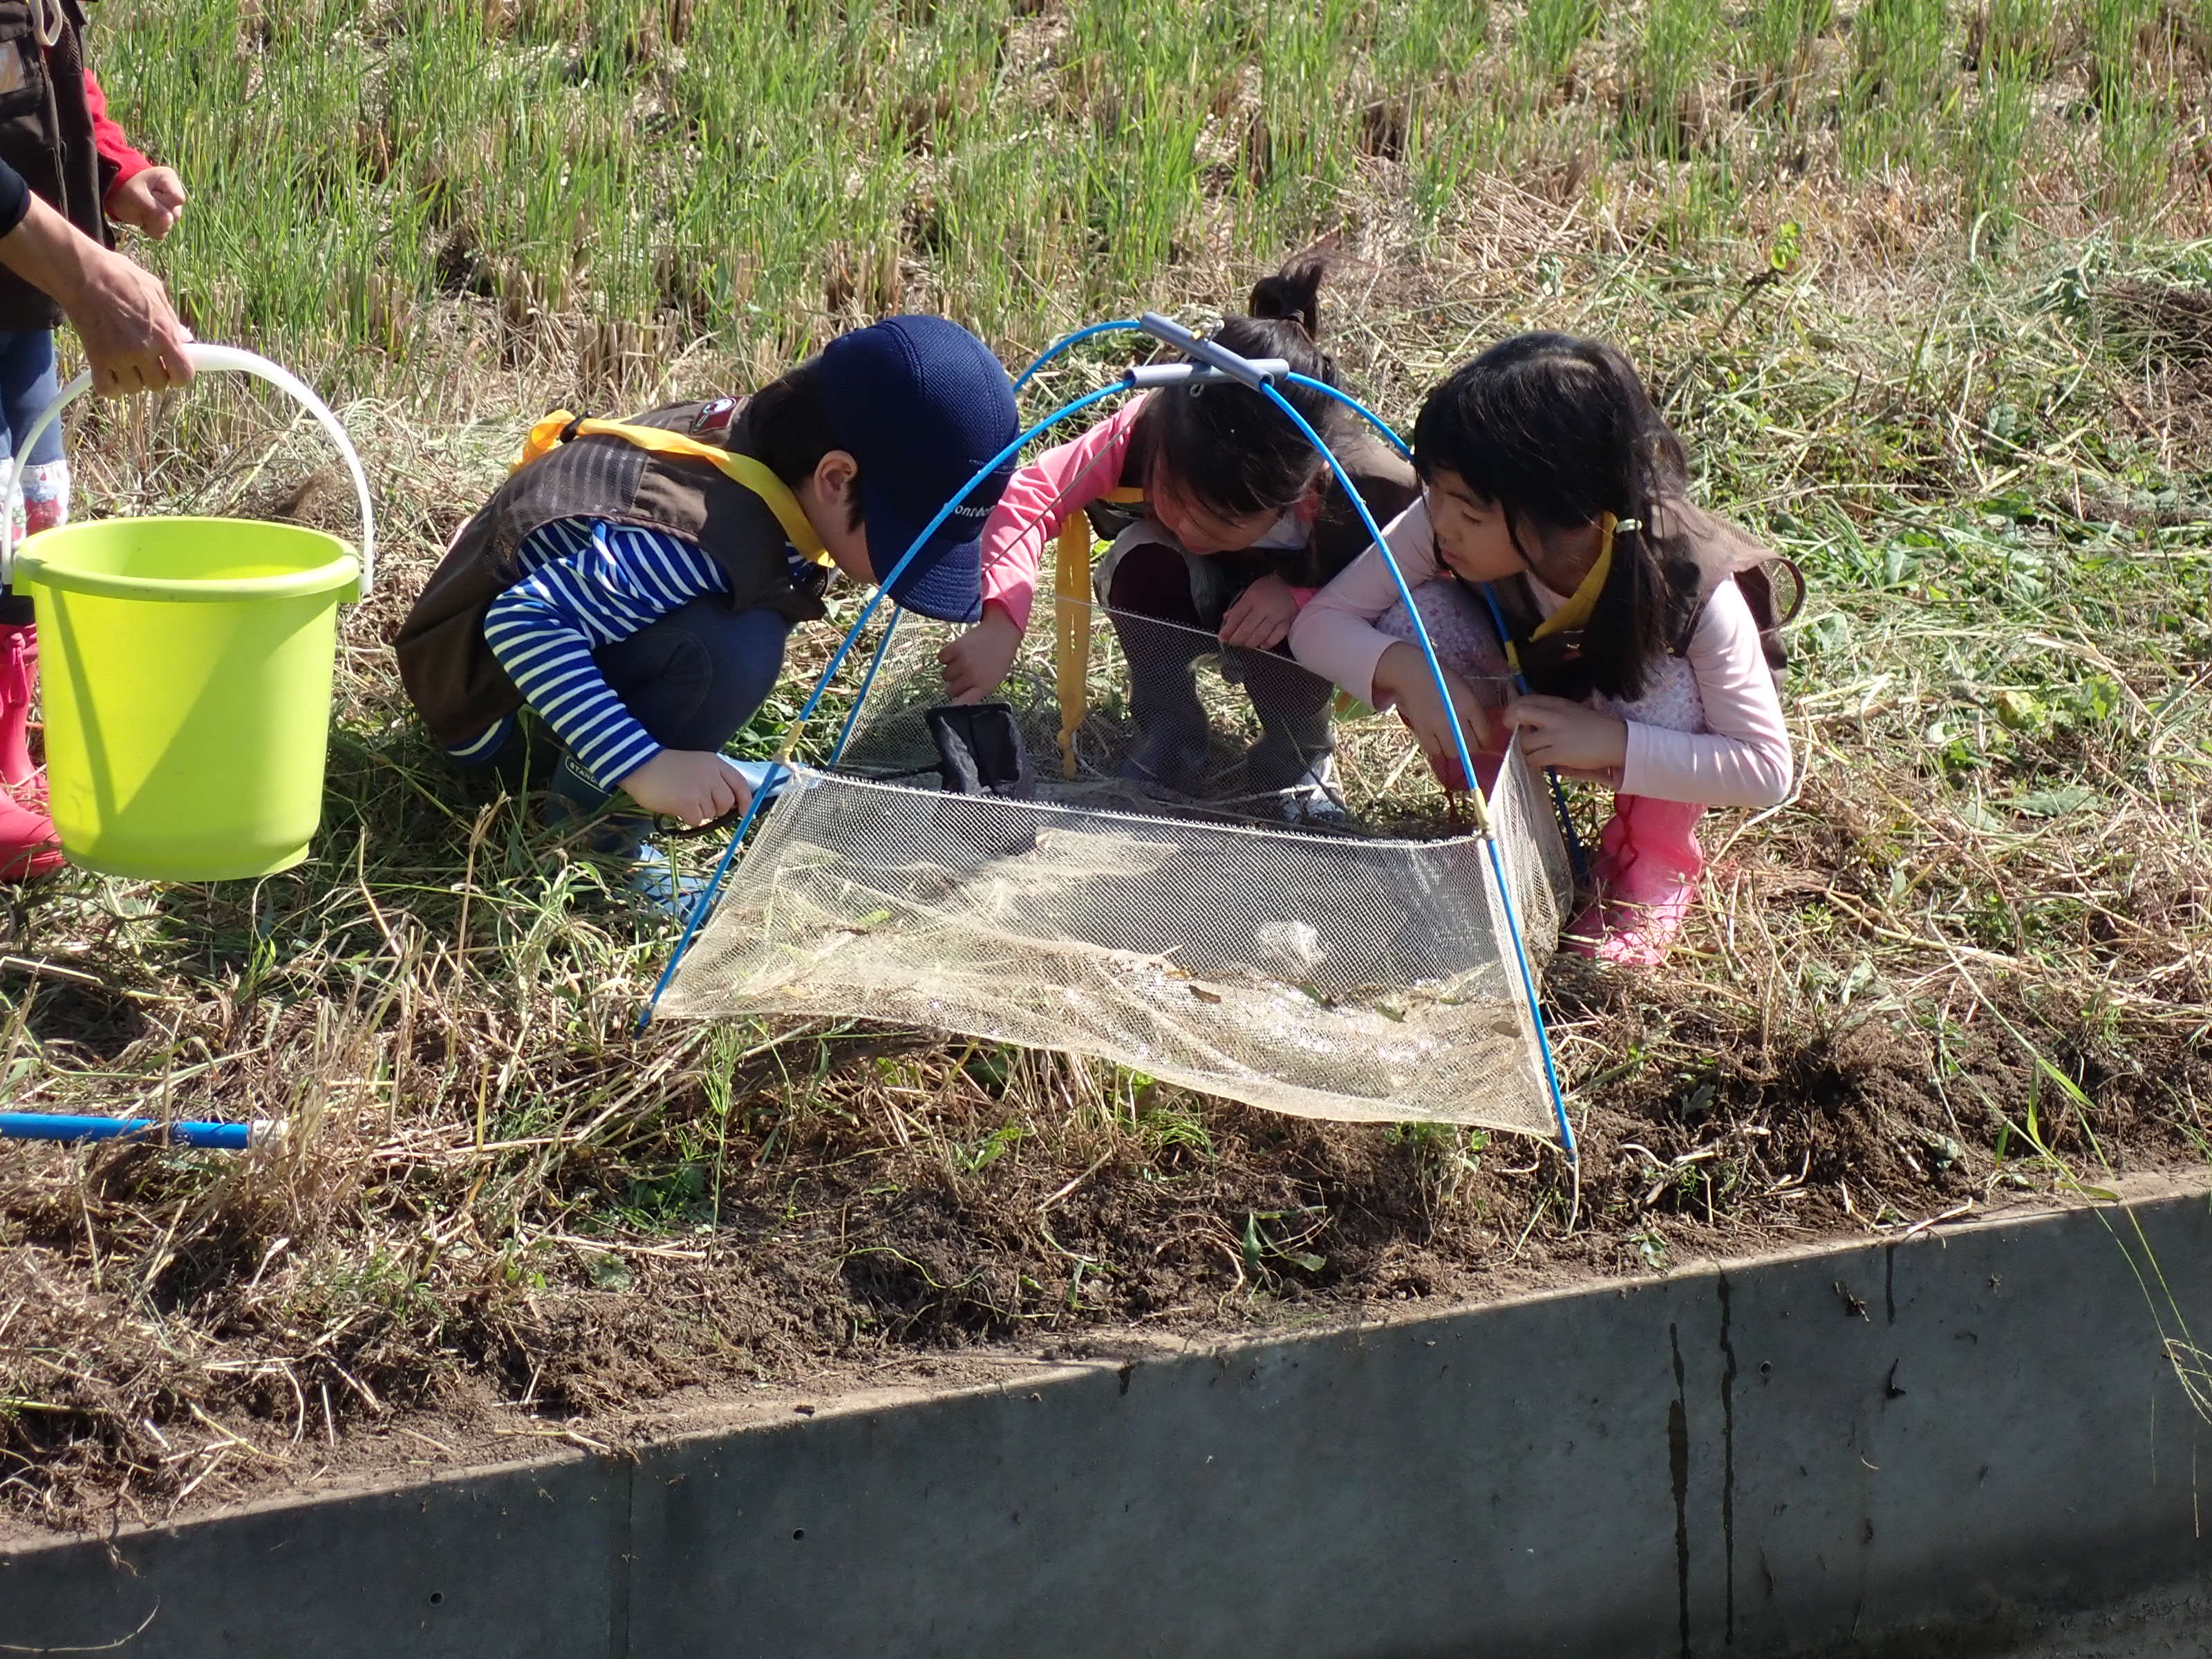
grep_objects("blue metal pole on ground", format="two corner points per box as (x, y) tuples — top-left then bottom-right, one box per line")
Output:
(0, 1112), (272, 1150)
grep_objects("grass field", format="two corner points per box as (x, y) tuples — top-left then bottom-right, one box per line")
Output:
(3, 0), (2211, 1528)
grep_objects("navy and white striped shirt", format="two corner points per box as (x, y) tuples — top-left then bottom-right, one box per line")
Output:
(452, 517), (822, 788)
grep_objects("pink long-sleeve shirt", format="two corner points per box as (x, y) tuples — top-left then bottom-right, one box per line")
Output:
(1289, 496), (1794, 808)
(977, 402), (1147, 632)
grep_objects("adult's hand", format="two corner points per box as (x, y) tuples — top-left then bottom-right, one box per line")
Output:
(64, 241), (192, 395)
(0, 192), (192, 395)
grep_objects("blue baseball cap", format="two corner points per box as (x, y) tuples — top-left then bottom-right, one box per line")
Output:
(818, 316), (1019, 624)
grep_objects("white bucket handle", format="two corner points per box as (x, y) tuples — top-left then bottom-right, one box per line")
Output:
(1, 344), (376, 597)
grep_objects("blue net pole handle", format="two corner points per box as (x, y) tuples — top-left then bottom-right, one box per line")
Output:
(2, 343), (377, 597)
(1125, 359), (1291, 389)
(1137, 312), (1277, 388)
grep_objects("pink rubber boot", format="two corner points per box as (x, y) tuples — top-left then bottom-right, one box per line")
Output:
(1564, 795), (1705, 966)
(0, 620), (57, 877)
(4, 462), (68, 812)
(0, 620), (39, 802)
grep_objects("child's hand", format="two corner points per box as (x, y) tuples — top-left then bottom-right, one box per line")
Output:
(621, 750), (753, 826)
(1503, 695), (1629, 774)
(939, 603), (1022, 704)
(107, 168), (187, 239)
(1217, 573), (1298, 651)
(1371, 641), (1492, 785)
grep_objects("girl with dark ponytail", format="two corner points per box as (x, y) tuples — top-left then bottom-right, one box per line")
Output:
(940, 254), (1418, 821)
(1291, 333), (1796, 963)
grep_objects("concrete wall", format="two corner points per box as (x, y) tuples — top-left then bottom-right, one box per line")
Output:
(6, 1189), (2210, 1658)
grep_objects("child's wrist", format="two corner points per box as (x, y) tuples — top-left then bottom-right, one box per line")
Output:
(1371, 641), (1418, 700)
(1603, 715), (1631, 771)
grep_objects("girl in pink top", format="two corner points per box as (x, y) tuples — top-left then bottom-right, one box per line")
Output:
(1289, 334), (1794, 964)
(940, 257), (1417, 821)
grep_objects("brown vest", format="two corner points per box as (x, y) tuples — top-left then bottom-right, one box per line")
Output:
(1483, 500), (1803, 702)
(0, 1), (111, 331)
(395, 399), (829, 749)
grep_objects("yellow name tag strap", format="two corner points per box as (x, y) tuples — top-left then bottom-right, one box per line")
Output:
(1528, 511), (1618, 644)
(518, 411), (832, 568)
(1051, 488), (1146, 779)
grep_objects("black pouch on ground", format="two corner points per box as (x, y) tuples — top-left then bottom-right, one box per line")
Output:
(927, 702), (1035, 800)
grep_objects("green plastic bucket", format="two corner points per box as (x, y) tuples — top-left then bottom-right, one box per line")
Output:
(5, 347), (373, 881)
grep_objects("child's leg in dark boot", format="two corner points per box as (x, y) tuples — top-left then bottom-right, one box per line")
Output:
(1238, 643), (1342, 822)
(556, 600), (792, 915)
(1105, 539), (1211, 793)
(451, 715), (562, 798)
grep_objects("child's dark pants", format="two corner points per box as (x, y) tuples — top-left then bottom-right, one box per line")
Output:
(474, 599), (792, 794)
(594, 599), (792, 762)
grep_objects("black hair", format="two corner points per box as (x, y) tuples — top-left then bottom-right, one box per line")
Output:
(1411, 332), (1698, 702)
(746, 355), (865, 532)
(1140, 252), (1354, 523)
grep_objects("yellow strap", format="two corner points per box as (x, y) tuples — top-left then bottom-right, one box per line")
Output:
(518, 411), (832, 568)
(1054, 518), (1091, 780)
(1051, 492), (1138, 780)
(1529, 512), (1615, 643)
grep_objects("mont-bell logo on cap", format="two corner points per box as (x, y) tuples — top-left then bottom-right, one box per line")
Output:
(948, 500), (990, 521)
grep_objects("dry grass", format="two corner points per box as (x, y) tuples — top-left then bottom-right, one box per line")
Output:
(1, 2), (2211, 1533)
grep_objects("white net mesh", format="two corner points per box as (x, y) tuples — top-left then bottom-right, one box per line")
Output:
(662, 603), (1575, 1139)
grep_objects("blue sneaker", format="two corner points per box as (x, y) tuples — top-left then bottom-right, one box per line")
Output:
(538, 753), (682, 908)
(626, 850), (715, 920)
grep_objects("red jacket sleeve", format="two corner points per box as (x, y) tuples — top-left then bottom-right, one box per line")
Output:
(83, 70), (154, 209)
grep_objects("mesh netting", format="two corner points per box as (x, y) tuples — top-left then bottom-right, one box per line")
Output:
(662, 601), (1575, 1139)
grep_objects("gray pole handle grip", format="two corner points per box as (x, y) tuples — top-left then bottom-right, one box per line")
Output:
(1124, 359), (1291, 390)
(0, 344), (376, 596)
(1137, 311), (1280, 388)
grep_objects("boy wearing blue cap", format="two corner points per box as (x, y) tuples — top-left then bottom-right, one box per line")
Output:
(396, 316), (1018, 892)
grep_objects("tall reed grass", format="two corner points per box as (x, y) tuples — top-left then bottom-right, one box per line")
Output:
(95, 0), (2212, 396)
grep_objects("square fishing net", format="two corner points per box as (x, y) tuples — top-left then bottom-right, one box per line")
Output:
(659, 601), (1575, 1139)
